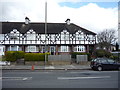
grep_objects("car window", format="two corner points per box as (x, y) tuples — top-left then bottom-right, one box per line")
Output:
(107, 59), (115, 64)
(100, 59), (108, 64)
(92, 59), (96, 62)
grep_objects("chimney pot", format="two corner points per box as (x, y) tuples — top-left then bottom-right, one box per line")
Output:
(65, 18), (70, 25)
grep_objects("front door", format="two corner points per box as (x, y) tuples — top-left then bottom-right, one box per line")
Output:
(50, 46), (55, 55)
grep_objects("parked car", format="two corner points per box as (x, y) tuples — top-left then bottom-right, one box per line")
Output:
(0, 61), (10, 66)
(90, 58), (120, 71)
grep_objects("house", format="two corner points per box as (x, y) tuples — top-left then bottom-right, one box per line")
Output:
(0, 18), (96, 55)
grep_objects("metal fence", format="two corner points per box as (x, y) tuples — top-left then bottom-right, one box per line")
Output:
(48, 55), (71, 61)
(76, 55), (88, 63)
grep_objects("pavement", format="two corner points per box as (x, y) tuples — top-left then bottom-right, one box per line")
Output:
(0, 64), (91, 70)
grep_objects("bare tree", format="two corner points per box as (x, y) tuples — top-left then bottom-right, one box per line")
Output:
(97, 29), (117, 51)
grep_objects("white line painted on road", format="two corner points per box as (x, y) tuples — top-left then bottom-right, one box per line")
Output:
(0, 77), (32, 81)
(57, 76), (111, 80)
(45, 66), (55, 69)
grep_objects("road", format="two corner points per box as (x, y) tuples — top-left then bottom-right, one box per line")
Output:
(2, 70), (120, 88)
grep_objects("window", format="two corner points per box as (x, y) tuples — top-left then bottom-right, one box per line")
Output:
(100, 59), (108, 64)
(41, 46), (48, 53)
(51, 34), (55, 40)
(26, 46), (37, 52)
(60, 46), (69, 52)
(8, 46), (18, 51)
(107, 59), (115, 64)
(88, 35), (95, 40)
(75, 30), (84, 40)
(27, 29), (36, 40)
(10, 29), (20, 40)
(0, 34), (4, 40)
(41, 34), (45, 40)
(74, 45), (85, 52)
(61, 30), (69, 40)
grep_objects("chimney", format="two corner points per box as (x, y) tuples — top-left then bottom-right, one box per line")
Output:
(65, 18), (70, 25)
(25, 17), (30, 24)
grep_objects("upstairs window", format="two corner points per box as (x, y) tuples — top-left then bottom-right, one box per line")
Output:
(61, 30), (69, 40)
(41, 34), (46, 40)
(75, 30), (84, 40)
(27, 29), (36, 40)
(10, 29), (20, 40)
(50, 34), (55, 40)
(0, 34), (4, 40)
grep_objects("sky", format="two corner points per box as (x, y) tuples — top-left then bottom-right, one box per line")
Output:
(0, 0), (119, 36)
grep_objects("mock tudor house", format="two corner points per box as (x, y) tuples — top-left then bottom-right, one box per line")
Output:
(0, 18), (96, 55)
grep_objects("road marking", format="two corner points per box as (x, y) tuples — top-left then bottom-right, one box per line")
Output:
(57, 76), (111, 80)
(0, 77), (32, 81)
(45, 66), (55, 69)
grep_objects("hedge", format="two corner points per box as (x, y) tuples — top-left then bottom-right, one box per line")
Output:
(24, 53), (50, 61)
(93, 49), (112, 58)
(71, 52), (91, 61)
(5, 51), (25, 62)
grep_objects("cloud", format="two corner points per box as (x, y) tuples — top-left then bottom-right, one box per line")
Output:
(0, 0), (118, 34)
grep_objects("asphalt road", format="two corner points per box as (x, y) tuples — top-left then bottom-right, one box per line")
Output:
(2, 70), (120, 88)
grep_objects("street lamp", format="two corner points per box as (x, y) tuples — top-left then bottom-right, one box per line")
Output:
(44, 1), (47, 66)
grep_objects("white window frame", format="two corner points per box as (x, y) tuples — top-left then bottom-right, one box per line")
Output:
(10, 29), (20, 40)
(75, 30), (84, 40)
(26, 46), (37, 52)
(41, 34), (45, 40)
(60, 46), (69, 52)
(51, 34), (55, 40)
(61, 30), (69, 40)
(9, 46), (19, 51)
(0, 34), (4, 40)
(74, 45), (85, 52)
(27, 29), (36, 40)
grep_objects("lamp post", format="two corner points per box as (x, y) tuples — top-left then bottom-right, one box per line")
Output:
(44, 1), (47, 66)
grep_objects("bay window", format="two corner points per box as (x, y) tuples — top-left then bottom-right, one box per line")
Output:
(74, 45), (85, 52)
(60, 46), (69, 52)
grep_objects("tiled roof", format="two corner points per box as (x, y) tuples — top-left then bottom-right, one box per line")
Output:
(1, 22), (96, 35)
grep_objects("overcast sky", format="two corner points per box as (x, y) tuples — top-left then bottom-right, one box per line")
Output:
(0, 0), (119, 35)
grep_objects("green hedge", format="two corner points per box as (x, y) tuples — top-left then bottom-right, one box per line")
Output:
(24, 53), (50, 61)
(93, 49), (112, 58)
(71, 52), (91, 61)
(5, 51), (25, 62)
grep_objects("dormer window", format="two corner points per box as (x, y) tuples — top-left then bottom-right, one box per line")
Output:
(27, 29), (36, 40)
(10, 29), (19, 40)
(75, 30), (84, 40)
(61, 30), (69, 40)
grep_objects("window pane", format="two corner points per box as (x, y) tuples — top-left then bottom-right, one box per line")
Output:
(74, 45), (85, 52)
(107, 59), (115, 64)
(60, 46), (69, 52)
(26, 46), (36, 52)
(0, 34), (4, 40)
(41, 34), (45, 40)
(51, 34), (55, 40)
(11, 46), (18, 51)
(27, 34), (36, 40)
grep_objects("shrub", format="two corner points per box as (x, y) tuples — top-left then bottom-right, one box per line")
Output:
(93, 49), (112, 58)
(5, 51), (25, 62)
(24, 53), (50, 61)
(110, 55), (119, 61)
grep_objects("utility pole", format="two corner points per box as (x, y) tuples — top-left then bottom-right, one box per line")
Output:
(44, 1), (47, 66)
